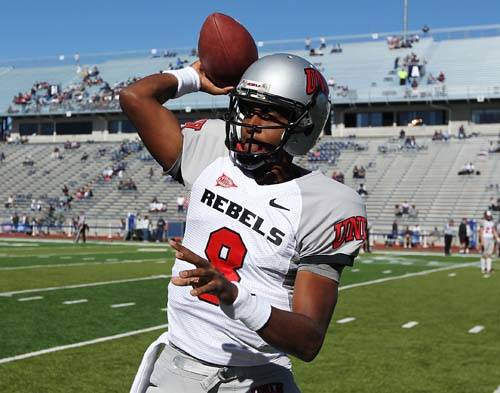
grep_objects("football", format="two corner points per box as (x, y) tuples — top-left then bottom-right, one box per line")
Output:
(198, 13), (258, 88)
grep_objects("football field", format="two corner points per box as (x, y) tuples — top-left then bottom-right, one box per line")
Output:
(0, 239), (498, 393)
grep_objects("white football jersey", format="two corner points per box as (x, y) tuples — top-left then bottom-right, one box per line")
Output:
(166, 119), (367, 367)
(481, 219), (496, 239)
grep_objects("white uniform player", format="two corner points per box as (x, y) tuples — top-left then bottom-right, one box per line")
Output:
(166, 119), (366, 367)
(479, 211), (498, 275)
(123, 53), (367, 393)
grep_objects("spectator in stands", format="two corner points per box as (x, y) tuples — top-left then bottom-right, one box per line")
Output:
(489, 197), (500, 212)
(432, 130), (443, 141)
(5, 195), (14, 208)
(118, 178), (137, 190)
(319, 37), (326, 50)
(442, 129), (450, 142)
(331, 171), (344, 184)
(304, 37), (311, 50)
(80, 152), (89, 161)
(458, 217), (470, 254)
(457, 124), (467, 139)
(330, 43), (342, 53)
(23, 155), (34, 166)
(394, 57), (400, 70)
(84, 186), (93, 199)
(149, 167), (154, 179)
(156, 217), (167, 243)
(357, 183), (368, 197)
(327, 77), (335, 87)
(309, 48), (323, 57)
(408, 204), (418, 218)
(458, 162), (475, 175)
(394, 204), (403, 217)
(398, 68), (408, 86)
(399, 129), (406, 139)
(429, 227), (440, 247)
(177, 195), (186, 213)
(437, 72), (446, 83)
(426, 73), (436, 85)
(401, 200), (410, 215)
(443, 219), (455, 256)
(353, 166), (361, 178)
(357, 165), (366, 178)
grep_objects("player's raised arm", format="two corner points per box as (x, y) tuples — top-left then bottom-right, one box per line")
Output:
(119, 61), (232, 170)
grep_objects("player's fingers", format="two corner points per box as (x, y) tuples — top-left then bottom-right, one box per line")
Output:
(179, 268), (214, 279)
(190, 280), (218, 297)
(170, 276), (200, 286)
(169, 240), (209, 267)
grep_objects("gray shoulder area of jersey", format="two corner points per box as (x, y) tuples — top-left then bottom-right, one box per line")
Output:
(294, 171), (366, 249)
(181, 119), (229, 187)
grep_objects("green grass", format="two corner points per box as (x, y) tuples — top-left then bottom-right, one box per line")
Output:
(0, 240), (498, 393)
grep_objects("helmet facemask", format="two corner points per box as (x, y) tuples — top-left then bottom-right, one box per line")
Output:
(225, 91), (314, 171)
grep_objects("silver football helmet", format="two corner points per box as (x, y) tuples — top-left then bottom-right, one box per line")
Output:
(225, 53), (331, 171)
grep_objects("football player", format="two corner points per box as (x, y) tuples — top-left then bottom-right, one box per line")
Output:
(479, 211), (499, 277)
(122, 54), (367, 393)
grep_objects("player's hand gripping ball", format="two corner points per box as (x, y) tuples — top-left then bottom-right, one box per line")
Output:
(198, 13), (258, 88)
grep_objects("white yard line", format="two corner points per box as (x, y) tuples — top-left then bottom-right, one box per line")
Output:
(339, 262), (475, 292)
(337, 317), (356, 324)
(402, 321), (419, 329)
(18, 296), (44, 302)
(0, 275), (170, 297)
(468, 325), (484, 334)
(110, 302), (135, 308)
(0, 258), (166, 271)
(0, 324), (168, 364)
(5, 250), (164, 259)
(448, 273), (457, 277)
(63, 299), (88, 305)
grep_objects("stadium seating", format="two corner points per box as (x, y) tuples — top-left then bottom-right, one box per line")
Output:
(4, 35), (500, 114)
(1, 136), (498, 236)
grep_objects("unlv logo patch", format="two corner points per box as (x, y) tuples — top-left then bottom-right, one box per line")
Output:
(215, 173), (237, 188)
(304, 68), (329, 95)
(182, 119), (207, 131)
(332, 216), (367, 249)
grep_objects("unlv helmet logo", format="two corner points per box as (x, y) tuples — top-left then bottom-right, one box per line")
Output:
(304, 68), (329, 96)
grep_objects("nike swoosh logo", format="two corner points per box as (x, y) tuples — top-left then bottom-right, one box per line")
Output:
(269, 198), (290, 211)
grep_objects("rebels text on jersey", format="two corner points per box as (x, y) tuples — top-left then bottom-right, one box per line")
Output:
(165, 119), (367, 367)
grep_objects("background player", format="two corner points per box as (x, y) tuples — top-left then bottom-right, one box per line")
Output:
(479, 211), (499, 277)
(122, 54), (366, 392)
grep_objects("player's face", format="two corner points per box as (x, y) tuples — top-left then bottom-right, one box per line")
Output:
(238, 104), (288, 153)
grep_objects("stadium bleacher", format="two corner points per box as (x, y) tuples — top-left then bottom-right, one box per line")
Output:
(1, 134), (498, 237)
(4, 34), (500, 114)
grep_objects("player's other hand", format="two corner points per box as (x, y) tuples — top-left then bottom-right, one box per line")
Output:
(191, 60), (234, 96)
(169, 239), (238, 305)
